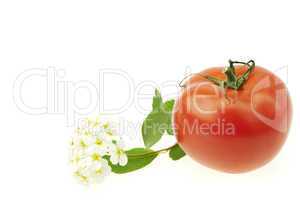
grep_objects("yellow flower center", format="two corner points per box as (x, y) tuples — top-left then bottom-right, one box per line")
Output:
(95, 138), (103, 146)
(79, 140), (87, 148)
(103, 123), (109, 129)
(74, 171), (88, 183)
(116, 148), (124, 156)
(95, 168), (103, 175)
(91, 153), (101, 161)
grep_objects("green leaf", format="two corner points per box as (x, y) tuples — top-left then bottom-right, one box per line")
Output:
(142, 89), (176, 148)
(142, 112), (166, 148)
(163, 99), (175, 111)
(164, 99), (175, 135)
(107, 148), (159, 174)
(169, 144), (186, 160)
(152, 89), (163, 111)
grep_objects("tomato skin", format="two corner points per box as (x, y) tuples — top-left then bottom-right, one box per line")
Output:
(173, 66), (292, 173)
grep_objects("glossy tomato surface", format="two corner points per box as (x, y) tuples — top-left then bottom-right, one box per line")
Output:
(173, 66), (292, 173)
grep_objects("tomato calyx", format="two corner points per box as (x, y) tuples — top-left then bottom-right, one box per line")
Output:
(205, 59), (256, 90)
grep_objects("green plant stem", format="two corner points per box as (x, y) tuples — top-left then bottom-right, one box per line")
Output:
(206, 59), (255, 90)
(126, 143), (177, 158)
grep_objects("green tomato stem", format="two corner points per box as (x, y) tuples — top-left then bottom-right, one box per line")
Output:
(206, 59), (256, 90)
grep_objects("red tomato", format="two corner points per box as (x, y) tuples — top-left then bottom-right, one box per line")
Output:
(173, 62), (292, 173)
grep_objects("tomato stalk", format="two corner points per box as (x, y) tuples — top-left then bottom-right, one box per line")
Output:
(205, 60), (255, 90)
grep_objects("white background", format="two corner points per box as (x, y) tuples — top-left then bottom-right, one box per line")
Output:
(0, 0), (299, 200)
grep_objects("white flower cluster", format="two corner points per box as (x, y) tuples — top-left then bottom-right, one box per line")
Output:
(69, 117), (128, 185)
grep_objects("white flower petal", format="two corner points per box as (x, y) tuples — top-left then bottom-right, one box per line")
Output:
(119, 154), (128, 166)
(70, 117), (127, 185)
(110, 153), (119, 165)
